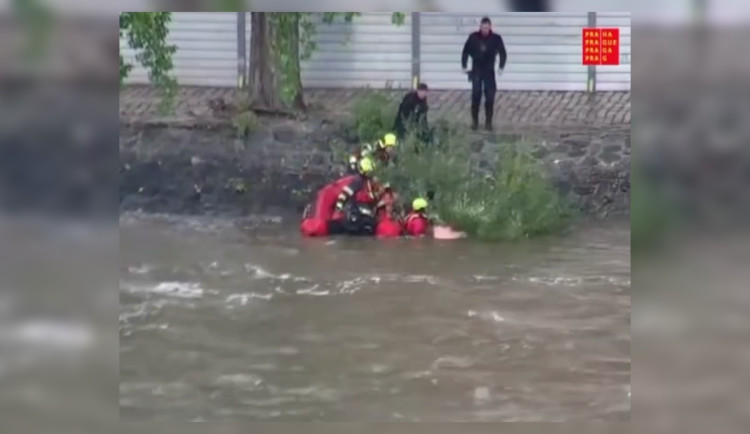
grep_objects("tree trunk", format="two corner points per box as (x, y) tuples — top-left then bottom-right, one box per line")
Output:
(288, 14), (306, 111)
(248, 12), (287, 113)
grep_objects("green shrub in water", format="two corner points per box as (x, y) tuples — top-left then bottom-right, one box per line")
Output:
(631, 164), (682, 255)
(348, 91), (399, 142)
(350, 92), (573, 241)
(378, 131), (573, 241)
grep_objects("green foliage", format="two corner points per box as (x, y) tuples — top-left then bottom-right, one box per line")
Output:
(383, 134), (573, 241)
(631, 164), (681, 255)
(348, 91), (400, 142)
(11, 0), (53, 60)
(350, 93), (573, 241)
(120, 12), (178, 112)
(270, 12), (406, 107)
(212, 0), (245, 11)
(232, 111), (260, 137)
(231, 95), (259, 137)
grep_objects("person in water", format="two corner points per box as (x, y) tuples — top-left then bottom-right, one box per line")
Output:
(374, 186), (403, 238)
(348, 132), (398, 174)
(404, 197), (431, 237)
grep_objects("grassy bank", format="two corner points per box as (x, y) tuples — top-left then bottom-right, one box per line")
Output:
(348, 92), (574, 241)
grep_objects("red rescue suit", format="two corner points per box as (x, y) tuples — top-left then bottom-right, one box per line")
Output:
(404, 211), (430, 237)
(335, 174), (380, 211)
(300, 175), (357, 237)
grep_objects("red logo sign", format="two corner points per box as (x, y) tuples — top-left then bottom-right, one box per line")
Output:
(582, 28), (620, 65)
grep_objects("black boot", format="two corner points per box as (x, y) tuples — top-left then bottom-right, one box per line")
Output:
(484, 102), (494, 131)
(470, 104), (479, 130)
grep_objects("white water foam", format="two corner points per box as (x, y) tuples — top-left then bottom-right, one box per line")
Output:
(122, 281), (209, 299)
(225, 292), (273, 306)
(296, 285), (330, 296)
(0, 320), (95, 351)
(517, 275), (631, 287)
(126, 264), (153, 275)
(244, 264), (308, 282)
(467, 310), (506, 322)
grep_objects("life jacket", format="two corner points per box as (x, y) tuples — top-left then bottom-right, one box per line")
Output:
(353, 178), (378, 205)
(404, 211), (429, 236)
(376, 215), (402, 238)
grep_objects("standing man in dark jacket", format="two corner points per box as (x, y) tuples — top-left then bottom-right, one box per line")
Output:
(461, 16), (507, 131)
(393, 83), (429, 140)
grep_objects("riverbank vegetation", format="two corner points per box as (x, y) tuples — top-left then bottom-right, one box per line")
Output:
(350, 92), (574, 241)
(631, 164), (682, 255)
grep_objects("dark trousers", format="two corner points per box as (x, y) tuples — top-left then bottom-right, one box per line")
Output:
(470, 70), (497, 125)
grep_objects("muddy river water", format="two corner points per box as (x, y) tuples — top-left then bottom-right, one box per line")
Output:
(119, 213), (630, 421)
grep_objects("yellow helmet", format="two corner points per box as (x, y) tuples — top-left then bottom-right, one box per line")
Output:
(359, 157), (375, 174)
(379, 133), (397, 148)
(412, 197), (428, 212)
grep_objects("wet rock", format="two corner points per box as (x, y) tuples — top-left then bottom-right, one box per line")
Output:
(311, 140), (332, 152)
(603, 144), (622, 154)
(600, 150), (622, 164)
(567, 147), (587, 158)
(309, 152), (331, 169)
(246, 128), (273, 146)
(562, 136), (589, 150)
(581, 156), (600, 167)
(271, 124), (299, 143)
(117, 115), (630, 218)
(531, 146), (549, 159)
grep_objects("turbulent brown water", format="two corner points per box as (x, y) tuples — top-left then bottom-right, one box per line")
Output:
(119, 213), (630, 422)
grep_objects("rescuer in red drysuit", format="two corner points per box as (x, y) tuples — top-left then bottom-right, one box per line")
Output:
(331, 157), (384, 236)
(403, 197), (431, 237)
(300, 157), (382, 237)
(300, 173), (357, 237)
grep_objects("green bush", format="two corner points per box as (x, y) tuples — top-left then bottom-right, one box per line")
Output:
(378, 131), (572, 241)
(348, 92), (574, 241)
(631, 164), (681, 255)
(232, 110), (260, 137)
(348, 91), (399, 142)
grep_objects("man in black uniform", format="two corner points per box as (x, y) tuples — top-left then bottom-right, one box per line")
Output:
(461, 17), (508, 131)
(508, 0), (548, 12)
(393, 83), (429, 140)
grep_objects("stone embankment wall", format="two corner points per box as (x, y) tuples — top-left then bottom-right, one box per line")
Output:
(119, 86), (630, 218)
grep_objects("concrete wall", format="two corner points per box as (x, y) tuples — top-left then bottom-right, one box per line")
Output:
(300, 13), (413, 88)
(121, 12), (631, 91)
(595, 12), (631, 91)
(120, 12), (239, 87)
